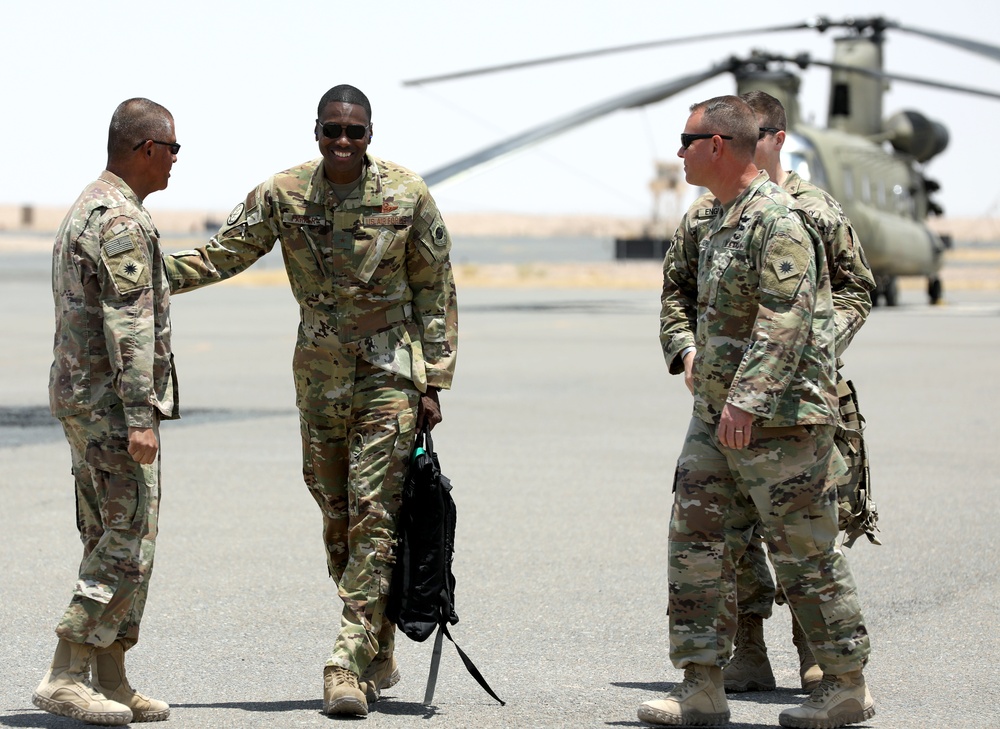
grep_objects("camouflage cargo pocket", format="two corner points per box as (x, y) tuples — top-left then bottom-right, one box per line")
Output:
(84, 441), (147, 531)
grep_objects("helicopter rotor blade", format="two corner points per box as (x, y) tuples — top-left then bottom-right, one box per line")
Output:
(888, 22), (1000, 64)
(403, 23), (811, 86)
(423, 60), (734, 188)
(802, 57), (1000, 101)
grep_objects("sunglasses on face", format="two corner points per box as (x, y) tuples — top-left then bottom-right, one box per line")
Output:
(680, 133), (733, 149)
(132, 139), (181, 154)
(319, 122), (369, 140)
(758, 127), (782, 140)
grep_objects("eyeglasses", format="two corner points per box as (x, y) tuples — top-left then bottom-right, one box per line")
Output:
(132, 140), (181, 154)
(318, 122), (370, 140)
(758, 127), (782, 140)
(680, 133), (733, 149)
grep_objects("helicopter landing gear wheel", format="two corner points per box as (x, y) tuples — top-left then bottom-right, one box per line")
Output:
(928, 276), (943, 305)
(873, 275), (898, 307)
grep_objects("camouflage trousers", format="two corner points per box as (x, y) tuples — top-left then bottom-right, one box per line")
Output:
(734, 446), (851, 618)
(668, 417), (870, 675)
(56, 404), (160, 650)
(299, 360), (419, 677)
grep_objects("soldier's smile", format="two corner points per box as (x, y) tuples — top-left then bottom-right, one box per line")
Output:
(317, 101), (371, 185)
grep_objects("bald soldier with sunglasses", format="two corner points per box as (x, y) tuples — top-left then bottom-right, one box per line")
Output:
(164, 84), (457, 719)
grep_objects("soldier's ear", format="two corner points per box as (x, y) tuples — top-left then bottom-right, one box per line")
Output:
(314, 120), (321, 142)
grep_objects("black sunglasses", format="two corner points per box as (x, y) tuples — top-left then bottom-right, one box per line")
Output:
(680, 133), (733, 149)
(319, 122), (369, 140)
(132, 139), (181, 154)
(758, 127), (782, 139)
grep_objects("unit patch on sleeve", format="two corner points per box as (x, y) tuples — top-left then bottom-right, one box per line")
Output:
(116, 257), (145, 283)
(772, 256), (799, 281)
(226, 202), (245, 226)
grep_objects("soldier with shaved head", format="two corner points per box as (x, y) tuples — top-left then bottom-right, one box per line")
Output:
(36, 98), (179, 725)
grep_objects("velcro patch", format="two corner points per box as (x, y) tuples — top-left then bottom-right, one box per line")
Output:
(116, 257), (145, 283)
(104, 234), (135, 257)
(772, 256), (799, 281)
(282, 212), (325, 226)
(226, 202), (245, 226)
(363, 214), (413, 226)
(697, 205), (723, 219)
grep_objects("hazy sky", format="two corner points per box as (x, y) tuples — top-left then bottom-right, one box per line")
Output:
(3, 0), (999, 220)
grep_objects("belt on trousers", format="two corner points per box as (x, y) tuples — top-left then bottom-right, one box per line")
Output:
(301, 303), (412, 340)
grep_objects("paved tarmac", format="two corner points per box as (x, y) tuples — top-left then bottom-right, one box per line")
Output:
(2, 268), (999, 728)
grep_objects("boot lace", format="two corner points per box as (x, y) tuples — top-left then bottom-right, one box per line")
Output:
(331, 666), (359, 688)
(669, 666), (706, 699)
(806, 675), (840, 704)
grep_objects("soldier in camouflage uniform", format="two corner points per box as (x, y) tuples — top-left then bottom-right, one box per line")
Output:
(164, 85), (457, 719)
(714, 91), (877, 696)
(637, 96), (874, 729)
(35, 98), (178, 726)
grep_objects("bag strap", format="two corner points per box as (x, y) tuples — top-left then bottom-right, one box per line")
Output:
(421, 623), (505, 706)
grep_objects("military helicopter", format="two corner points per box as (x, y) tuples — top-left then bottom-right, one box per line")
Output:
(404, 16), (1000, 306)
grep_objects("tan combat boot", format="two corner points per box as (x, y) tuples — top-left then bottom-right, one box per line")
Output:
(637, 664), (730, 726)
(359, 654), (401, 703)
(32, 638), (133, 726)
(778, 670), (875, 728)
(323, 665), (368, 717)
(791, 614), (823, 693)
(723, 613), (776, 692)
(91, 640), (170, 722)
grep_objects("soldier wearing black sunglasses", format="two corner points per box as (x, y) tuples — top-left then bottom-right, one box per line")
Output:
(35, 97), (179, 725)
(640, 95), (875, 729)
(163, 84), (458, 719)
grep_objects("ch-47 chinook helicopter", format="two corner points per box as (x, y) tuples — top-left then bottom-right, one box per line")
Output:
(405, 16), (1000, 306)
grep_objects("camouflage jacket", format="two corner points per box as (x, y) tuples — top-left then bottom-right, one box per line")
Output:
(165, 155), (457, 408)
(49, 171), (177, 428)
(660, 171), (838, 426)
(783, 171), (874, 355)
(681, 171), (875, 357)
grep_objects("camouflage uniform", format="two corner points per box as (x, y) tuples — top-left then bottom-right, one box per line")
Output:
(165, 154), (457, 676)
(660, 171), (870, 674)
(49, 171), (177, 650)
(684, 172), (877, 619)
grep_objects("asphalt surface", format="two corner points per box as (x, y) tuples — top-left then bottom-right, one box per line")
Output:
(2, 269), (999, 728)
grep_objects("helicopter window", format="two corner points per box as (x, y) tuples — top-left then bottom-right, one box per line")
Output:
(787, 153), (812, 182)
(860, 175), (871, 203)
(842, 168), (854, 201)
(877, 181), (886, 207)
(892, 184), (913, 215)
(780, 133), (828, 190)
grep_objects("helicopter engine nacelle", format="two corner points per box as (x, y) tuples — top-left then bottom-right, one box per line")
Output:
(885, 110), (950, 162)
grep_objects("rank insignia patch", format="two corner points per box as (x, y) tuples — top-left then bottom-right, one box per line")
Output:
(117, 257), (145, 283)
(772, 257), (798, 281)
